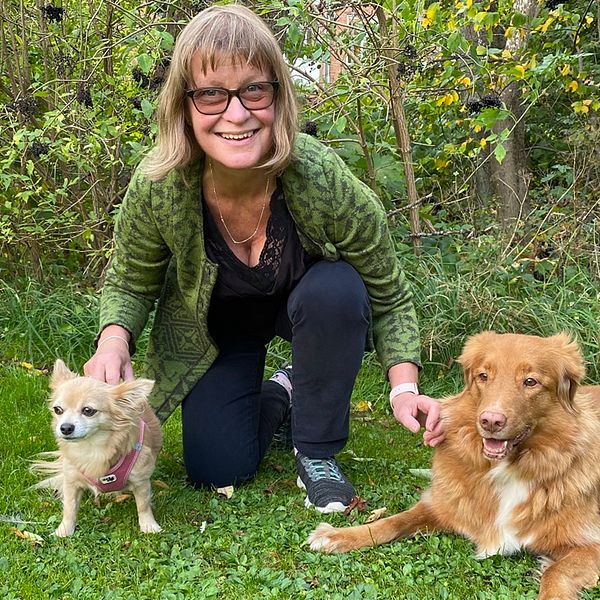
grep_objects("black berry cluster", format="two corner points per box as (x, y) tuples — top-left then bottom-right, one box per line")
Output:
(132, 67), (150, 88)
(76, 83), (93, 108)
(396, 44), (417, 79)
(545, 0), (560, 9)
(29, 141), (50, 157)
(467, 93), (502, 114)
(8, 96), (38, 119)
(302, 120), (318, 138)
(130, 96), (142, 110)
(41, 4), (64, 23)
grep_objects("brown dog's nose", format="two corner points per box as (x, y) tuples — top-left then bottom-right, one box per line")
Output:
(479, 411), (507, 433)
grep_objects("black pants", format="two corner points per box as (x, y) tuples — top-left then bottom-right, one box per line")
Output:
(181, 261), (370, 487)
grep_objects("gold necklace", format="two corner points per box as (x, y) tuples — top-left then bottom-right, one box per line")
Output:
(209, 160), (270, 245)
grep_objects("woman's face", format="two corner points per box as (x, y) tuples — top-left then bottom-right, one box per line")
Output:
(187, 55), (275, 172)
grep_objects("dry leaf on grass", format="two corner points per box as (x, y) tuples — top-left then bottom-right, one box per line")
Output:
(343, 495), (367, 516)
(365, 506), (387, 523)
(113, 494), (131, 503)
(10, 528), (44, 546)
(153, 479), (170, 489)
(216, 485), (234, 499)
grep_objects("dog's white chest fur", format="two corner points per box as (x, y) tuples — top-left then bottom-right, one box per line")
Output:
(478, 462), (533, 558)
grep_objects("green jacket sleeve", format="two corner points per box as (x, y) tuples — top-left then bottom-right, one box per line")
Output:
(99, 165), (172, 346)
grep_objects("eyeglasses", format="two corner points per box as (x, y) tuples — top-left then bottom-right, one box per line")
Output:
(185, 81), (279, 115)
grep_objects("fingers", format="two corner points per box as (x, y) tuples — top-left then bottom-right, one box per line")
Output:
(83, 345), (132, 385)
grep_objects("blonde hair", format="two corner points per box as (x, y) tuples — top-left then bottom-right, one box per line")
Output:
(142, 4), (298, 181)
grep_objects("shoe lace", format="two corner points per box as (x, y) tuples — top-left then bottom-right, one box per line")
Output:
(302, 456), (343, 482)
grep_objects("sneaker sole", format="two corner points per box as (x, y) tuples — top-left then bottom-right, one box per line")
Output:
(296, 476), (349, 514)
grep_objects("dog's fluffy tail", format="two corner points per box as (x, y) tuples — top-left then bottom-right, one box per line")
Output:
(29, 452), (63, 494)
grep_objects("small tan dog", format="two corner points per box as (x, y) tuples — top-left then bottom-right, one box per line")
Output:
(32, 359), (162, 536)
(309, 332), (600, 600)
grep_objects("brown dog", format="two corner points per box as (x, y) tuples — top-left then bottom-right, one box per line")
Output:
(309, 332), (600, 600)
(32, 359), (162, 536)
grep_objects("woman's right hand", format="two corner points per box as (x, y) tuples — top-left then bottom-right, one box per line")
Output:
(83, 325), (134, 384)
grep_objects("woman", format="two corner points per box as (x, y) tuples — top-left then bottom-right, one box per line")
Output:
(84, 4), (443, 514)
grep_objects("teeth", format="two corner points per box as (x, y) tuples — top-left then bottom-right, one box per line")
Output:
(220, 131), (254, 140)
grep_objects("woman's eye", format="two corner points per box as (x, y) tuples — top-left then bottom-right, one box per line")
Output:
(82, 406), (97, 417)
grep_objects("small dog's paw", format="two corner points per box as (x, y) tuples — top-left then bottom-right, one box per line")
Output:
(307, 523), (338, 552)
(53, 522), (75, 537)
(140, 519), (162, 534)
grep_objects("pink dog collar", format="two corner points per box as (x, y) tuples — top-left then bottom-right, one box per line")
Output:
(86, 420), (146, 493)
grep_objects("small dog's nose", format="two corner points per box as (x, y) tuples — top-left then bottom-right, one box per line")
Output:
(60, 423), (75, 436)
(479, 411), (507, 433)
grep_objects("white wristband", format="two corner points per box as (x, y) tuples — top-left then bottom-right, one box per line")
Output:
(97, 335), (129, 350)
(389, 382), (419, 408)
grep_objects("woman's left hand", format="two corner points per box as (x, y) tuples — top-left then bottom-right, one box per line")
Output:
(391, 392), (445, 447)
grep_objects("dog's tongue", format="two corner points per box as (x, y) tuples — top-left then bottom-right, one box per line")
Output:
(483, 438), (508, 453)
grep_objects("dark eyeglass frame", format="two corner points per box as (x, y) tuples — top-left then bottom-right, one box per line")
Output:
(185, 81), (279, 115)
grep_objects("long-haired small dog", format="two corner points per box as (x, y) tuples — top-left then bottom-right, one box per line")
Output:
(31, 359), (162, 536)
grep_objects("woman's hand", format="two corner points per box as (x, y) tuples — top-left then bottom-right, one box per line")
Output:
(83, 325), (134, 384)
(391, 391), (445, 447)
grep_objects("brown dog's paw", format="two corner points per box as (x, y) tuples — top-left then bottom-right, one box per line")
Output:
(308, 522), (354, 553)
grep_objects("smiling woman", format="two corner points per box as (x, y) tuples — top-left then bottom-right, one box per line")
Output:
(82, 3), (439, 516)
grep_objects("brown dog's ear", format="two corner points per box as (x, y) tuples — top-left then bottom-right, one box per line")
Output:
(549, 332), (585, 414)
(50, 359), (78, 390)
(457, 331), (497, 386)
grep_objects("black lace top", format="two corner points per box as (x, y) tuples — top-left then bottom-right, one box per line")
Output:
(202, 179), (316, 341)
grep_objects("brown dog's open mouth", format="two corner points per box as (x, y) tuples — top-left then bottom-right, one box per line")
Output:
(482, 427), (531, 460)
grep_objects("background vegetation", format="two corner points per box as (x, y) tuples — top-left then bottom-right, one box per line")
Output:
(0, 0), (599, 597)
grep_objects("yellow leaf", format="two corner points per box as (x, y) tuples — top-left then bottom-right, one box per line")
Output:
(585, 15), (593, 25)
(473, 124), (482, 133)
(435, 157), (450, 169)
(365, 507), (388, 523)
(539, 17), (555, 33)
(10, 529), (44, 545)
(560, 64), (570, 76)
(504, 26), (515, 38)
(355, 400), (372, 412)
(459, 76), (471, 86)
(152, 479), (170, 489)
(514, 64), (526, 78)
(567, 80), (579, 93)
(421, 16), (432, 28)
(479, 138), (487, 148)
(501, 49), (512, 59)
(20, 361), (33, 370)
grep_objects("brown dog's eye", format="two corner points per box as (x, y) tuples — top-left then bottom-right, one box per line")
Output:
(524, 378), (538, 387)
(477, 373), (488, 382)
(53, 406), (63, 415)
(82, 406), (97, 417)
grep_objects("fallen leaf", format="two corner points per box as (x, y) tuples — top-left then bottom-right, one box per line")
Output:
(10, 528), (44, 546)
(198, 521), (207, 533)
(113, 494), (131, 503)
(152, 479), (170, 489)
(271, 463), (284, 473)
(263, 484), (275, 495)
(343, 495), (367, 516)
(409, 468), (432, 479)
(365, 506), (387, 523)
(216, 485), (234, 499)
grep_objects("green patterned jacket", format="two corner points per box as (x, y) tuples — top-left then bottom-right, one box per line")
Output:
(99, 133), (421, 422)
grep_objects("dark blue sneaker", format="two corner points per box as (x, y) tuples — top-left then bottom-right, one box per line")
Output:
(295, 451), (355, 513)
(270, 365), (292, 451)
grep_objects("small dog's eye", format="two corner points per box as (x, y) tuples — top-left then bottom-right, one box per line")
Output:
(53, 406), (63, 415)
(477, 372), (488, 382)
(524, 377), (538, 387)
(82, 406), (97, 417)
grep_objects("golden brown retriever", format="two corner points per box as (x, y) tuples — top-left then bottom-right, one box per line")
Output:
(309, 332), (600, 600)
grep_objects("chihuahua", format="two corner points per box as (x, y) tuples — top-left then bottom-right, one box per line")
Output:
(32, 359), (162, 536)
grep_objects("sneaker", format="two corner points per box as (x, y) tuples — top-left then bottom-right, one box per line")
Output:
(270, 365), (293, 451)
(295, 451), (355, 513)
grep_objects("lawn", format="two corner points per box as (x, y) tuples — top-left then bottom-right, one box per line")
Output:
(3, 357), (592, 600)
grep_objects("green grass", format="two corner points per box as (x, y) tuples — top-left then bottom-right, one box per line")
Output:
(2, 362), (599, 600)
(1, 244), (599, 599)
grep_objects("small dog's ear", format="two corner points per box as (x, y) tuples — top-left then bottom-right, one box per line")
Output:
(457, 331), (496, 386)
(549, 333), (585, 414)
(112, 379), (155, 410)
(50, 359), (78, 389)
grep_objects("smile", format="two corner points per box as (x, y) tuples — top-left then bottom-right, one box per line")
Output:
(481, 426), (531, 460)
(218, 130), (257, 140)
